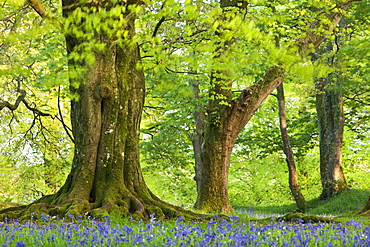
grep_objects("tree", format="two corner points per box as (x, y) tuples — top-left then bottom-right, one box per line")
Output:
(315, 72), (347, 199)
(313, 0), (370, 199)
(0, 0), (199, 221)
(192, 0), (287, 214)
(193, 0), (356, 213)
(275, 83), (307, 212)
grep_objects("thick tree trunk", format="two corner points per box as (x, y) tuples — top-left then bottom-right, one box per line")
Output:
(276, 83), (307, 212)
(194, 66), (285, 213)
(42, 0), (162, 219)
(316, 76), (347, 200)
(0, 0), (200, 221)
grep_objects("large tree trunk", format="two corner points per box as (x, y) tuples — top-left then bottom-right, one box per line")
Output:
(276, 83), (307, 212)
(194, 66), (285, 213)
(51, 4), (152, 217)
(316, 76), (347, 200)
(0, 0), (199, 221)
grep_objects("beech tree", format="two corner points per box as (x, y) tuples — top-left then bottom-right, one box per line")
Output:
(140, 0), (361, 213)
(193, 0), (359, 213)
(0, 0), (200, 220)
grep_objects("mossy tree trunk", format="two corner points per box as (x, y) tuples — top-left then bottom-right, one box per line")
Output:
(193, 0), (286, 214)
(316, 75), (347, 200)
(0, 0), (199, 221)
(276, 83), (307, 212)
(51, 2), (151, 217)
(194, 66), (286, 213)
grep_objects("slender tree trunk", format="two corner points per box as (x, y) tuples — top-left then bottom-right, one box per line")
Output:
(276, 83), (307, 212)
(316, 75), (347, 200)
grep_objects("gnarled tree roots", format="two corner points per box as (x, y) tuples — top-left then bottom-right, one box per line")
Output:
(0, 194), (205, 222)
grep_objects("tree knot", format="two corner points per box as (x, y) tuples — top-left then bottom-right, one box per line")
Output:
(96, 84), (112, 99)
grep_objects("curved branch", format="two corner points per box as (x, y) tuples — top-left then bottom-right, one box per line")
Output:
(1, 89), (76, 143)
(26, 0), (62, 30)
(227, 66), (286, 138)
(22, 99), (54, 117)
(57, 86), (75, 143)
(152, 16), (165, 38)
(0, 90), (26, 111)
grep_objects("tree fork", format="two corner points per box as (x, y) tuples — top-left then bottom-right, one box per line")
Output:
(194, 66), (286, 213)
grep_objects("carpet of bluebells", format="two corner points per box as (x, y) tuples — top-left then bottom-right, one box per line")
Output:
(1, 214), (369, 246)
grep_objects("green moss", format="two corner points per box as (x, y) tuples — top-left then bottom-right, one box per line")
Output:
(146, 206), (165, 219)
(0, 202), (21, 210)
(90, 208), (110, 219)
(132, 211), (144, 221)
(65, 200), (91, 217)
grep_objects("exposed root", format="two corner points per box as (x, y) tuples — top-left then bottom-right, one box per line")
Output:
(0, 193), (214, 222)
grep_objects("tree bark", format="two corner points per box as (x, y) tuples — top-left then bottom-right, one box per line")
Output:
(316, 75), (347, 200)
(276, 83), (307, 212)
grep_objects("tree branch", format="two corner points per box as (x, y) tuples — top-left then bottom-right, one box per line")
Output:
(297, 0), (356, 55)
(27, 0), (47, 18)
(0, 90), (26, 111)
(22, 99), (54, 117)
(227, 66), (286, 137)
(57, 86), (75, 143)
(26, 0), (62, 30)
(152, 16), (165, 38)
(0, 89), (74, 140)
